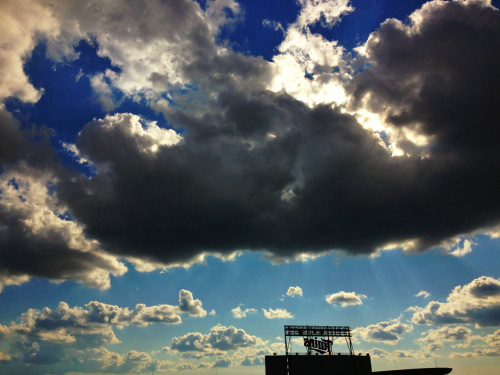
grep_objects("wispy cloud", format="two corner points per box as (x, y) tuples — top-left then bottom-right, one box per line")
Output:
(415, 290), (431, 299)
(231, 305), (257, 319)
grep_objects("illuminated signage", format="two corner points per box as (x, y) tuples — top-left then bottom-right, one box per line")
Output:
(303, 338), (332, 354)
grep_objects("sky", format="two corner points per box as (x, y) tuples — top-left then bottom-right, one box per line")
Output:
(1, 0), (500, 374)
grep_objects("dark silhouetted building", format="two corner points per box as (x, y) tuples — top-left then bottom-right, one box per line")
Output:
(265, 325), (451, 375)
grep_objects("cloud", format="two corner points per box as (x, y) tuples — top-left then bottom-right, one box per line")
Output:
(0, 289), (209, 371)
(89, 71), (119, 112)
(175, 361), (214, 370)
(392, 350), (420, 359)
(40, 0), (235, 97)
(0, 289), (205, 357)
(415, 291), (431, 299)
(62, 96), (420, 265)
(286, 286), (303, 297)
(411, 276), (500, 327)
(231, 305), (257, 319)
(0, 113), (128, 291)
(53, 0), (500, 269)
(234, 346), (272, 366)
(87, 347), (173, 373)
(206, 325), (259, 351)
(296, 0), (354, 28)
(241, 356), (264, 366)
(367, 347), (432, 362)
(418, 326), (476, 352)
(0, 352), (11, 362)
(486, 329), (500, 347)
(170, 332), (208, 353)
(0, 0), (59, 103)
(0, 108), (129, 292)
(267, 0), (351, 107)
(1, 0), (500, 285)
(127, 251), (242, 273)
(263, 251), (331, 265)
(450, 348), (500, 358)
(368, 347), (390, 359)
(178, 289), (207, 317)
(346, 0), (500, 247)
(10, 341), (66, 365)
(446, 239), (476, 257)
(262, 308), (294, 319)
(171, 324), (259, 354)
(213, 355), (232, 367)
(0, 274), (29, 294)
(326, 291), (367, 307)
(0, 167), (127, 290)
(353, 319), (413, 345)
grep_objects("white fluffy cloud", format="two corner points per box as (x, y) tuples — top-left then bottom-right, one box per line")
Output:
(0, 290), (205, 350)
(411, 276), (500, 327)
(353, 320), (413, 345)
(38, 0), (251, 108)
(231, 305), (257, 319)
(234, 346), (272, 367)
(450, 348), (500, 358)
(267, 0), (351, 107)
(87, 347), (174, 373)
(170, 324), (259, 354)
(368, 347), (430, 361)
(296, 0), (354, 28)
(447, 239), (476, 257)
(486, 329), (500, 347)
(418, 326), (478, 352)
(1, 0), (253, 109)
(213, 355), (232, 368)
(0, 0), (59, 102)
(286, 286), (303, 297)
(77, 113), (181, 161)
(0, 274), (30, 294)
(262, 308), (294, 319)
(325, 291), (367, 307)
(178, 289), (208, 317)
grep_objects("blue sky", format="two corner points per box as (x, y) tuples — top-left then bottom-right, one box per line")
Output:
(1, 0), (500, 374)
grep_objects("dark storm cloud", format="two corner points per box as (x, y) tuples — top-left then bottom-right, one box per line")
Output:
(52, 0), (500, 266)
(3, 0), (500, 281)
(0, 109), (127, 288)
(0, 109), (56, 169)
(60, 95), (398, 262)
(0, 110), (28, 164)
(349, 0), (500, 155)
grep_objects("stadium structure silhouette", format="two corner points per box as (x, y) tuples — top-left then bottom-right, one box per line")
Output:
(264, 325), (452, 375)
